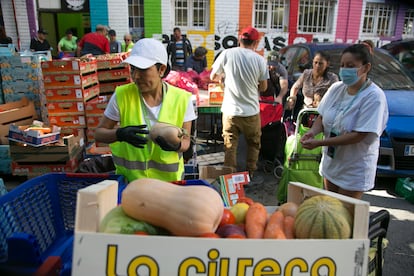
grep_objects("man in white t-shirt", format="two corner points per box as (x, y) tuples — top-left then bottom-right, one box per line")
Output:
(210, 26), (269, 185)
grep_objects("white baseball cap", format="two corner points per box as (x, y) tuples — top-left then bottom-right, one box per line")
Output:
(123, 38), (168, 69)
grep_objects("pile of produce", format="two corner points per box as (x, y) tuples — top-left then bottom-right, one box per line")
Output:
(99, 179), (353, 240)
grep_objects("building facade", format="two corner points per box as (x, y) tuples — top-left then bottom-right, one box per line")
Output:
(1, 0), (413, 64)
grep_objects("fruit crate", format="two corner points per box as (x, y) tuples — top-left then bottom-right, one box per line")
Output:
(72, 181), (371, 275)
(0, 173), (126, 276)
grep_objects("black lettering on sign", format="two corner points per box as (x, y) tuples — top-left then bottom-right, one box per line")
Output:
(222, 36), (238, 49)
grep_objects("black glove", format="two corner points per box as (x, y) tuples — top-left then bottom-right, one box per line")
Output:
(155, 136), (181, 152)
(116, 125), (149, 148)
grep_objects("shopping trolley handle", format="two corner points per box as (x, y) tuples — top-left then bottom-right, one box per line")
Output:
(289, 153), (322, 162)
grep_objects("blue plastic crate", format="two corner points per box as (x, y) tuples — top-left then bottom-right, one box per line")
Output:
(0, 172), (126, 275)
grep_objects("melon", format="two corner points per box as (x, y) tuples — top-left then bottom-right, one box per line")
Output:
(294, 195), (353, 239)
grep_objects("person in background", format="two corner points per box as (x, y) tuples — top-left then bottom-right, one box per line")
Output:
(30, 28), (51, 52)
(185, 46), (207, 74)
(300, 44), (388, 199)
(121, 33), (134, 52)
(57, 29), (78, 57)
(94, 38), (197, 182)
(286, 51), (338, 113)
(264, 50), (289, 104)
(0, 26), (12, 45)
(362, 39), (375, 54)
(108, 29), (121, 53)
(77, 24), (109, 56)
(167, 27), (192, 71)
(210, 26), (268, 186)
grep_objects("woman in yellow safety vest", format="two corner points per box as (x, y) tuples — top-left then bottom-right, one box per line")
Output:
(94, 38), (196, 182)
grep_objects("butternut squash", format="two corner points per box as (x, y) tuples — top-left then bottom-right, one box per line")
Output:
(121, 178), (224, 236)
(149, 122), (188, 146)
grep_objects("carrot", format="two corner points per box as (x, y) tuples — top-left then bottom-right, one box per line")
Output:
(283, 215), (295, 239)
(245, 202), (267, 239)
(264, 210), (286, 239)
(26, 127), (52, 134)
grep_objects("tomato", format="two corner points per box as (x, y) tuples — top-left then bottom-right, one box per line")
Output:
(219, 208), (236, 227)
(199, 232), (220, 238)
(134, 231), (149, 235)
(237, 197), (254, 206)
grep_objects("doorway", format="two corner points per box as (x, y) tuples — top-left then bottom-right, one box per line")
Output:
(39, 12), (90, 57)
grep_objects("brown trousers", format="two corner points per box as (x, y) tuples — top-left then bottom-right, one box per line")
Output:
(222, 113), (261, 175)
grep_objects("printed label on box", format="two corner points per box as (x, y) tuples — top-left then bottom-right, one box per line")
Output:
(214, 171), (250, 206)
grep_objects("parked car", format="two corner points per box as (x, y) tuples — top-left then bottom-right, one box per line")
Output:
(381, 39), (414, 78)
(279, 43), (414, 177)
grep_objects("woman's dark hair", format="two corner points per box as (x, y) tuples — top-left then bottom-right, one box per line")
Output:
(341, 44), (372, 65)
(194, 46), (207, 57)
(314, 51), (331, 77)
(315, 51), (331, 63)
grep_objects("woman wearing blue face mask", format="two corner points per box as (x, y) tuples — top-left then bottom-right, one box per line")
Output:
(299, 44), (389, 199)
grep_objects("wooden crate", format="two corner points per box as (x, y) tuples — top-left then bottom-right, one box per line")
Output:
(0, 98), (37, 138)
(10, 134), (83, 163)
(72, 182), (370, 275)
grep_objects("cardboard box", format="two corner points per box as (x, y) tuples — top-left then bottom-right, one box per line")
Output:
(85, 115), (101, 128)
(48, 114), (86, 128)
(99, 79), (131, 94)
(213, 171), (250, 206)
(97, 68), (131, 82)
(10, 134), (84, 163)
(8, 124), (61, 147)
(85, 142), (112, 156)
(1, 67), (42, 81)
(1, 79), (44, 95)
(0, 97), (37, 138)
(46, 101), (85, 115)
(85, 96), (109, 115)
(96, 53), (129, 70)
(11, 147), (83, 177)
(41, 58), (97, 75)
(43, 72), (98, 89)
(0, 145), (10, 159)
(0, 158), (11, 174)
(208, 83), (224, 105)
(72, 182), (370, 275)
(3, 92), (39, 105)
(44, 84), (100, 102)
(198, 165), (235, 183)
(199, 165), (250, 206)
(0, 55), (41, 69)
(60, 127), (85, 138)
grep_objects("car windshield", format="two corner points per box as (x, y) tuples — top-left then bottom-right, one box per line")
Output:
(325, 48), (414, 90)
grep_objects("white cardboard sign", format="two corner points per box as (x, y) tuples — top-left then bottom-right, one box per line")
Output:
(72, 233), (369, 276)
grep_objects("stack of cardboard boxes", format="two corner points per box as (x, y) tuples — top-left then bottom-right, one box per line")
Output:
(42, 57), (100, 136)
(85, 53), (132, 153)
(0, 55), (45, 120)
(5, 58), (99, 177)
